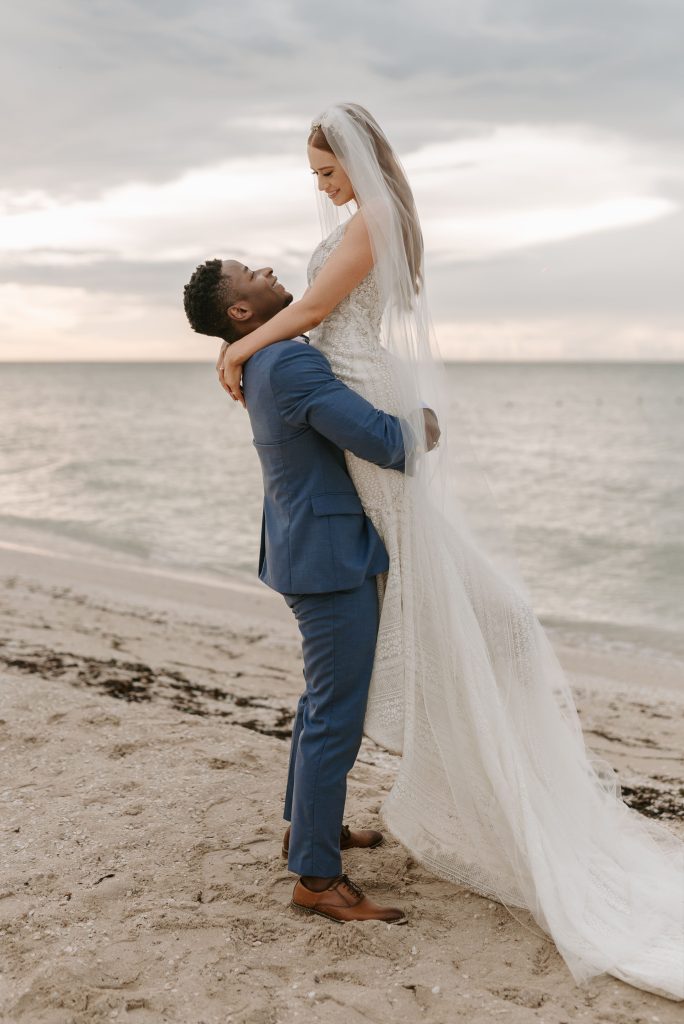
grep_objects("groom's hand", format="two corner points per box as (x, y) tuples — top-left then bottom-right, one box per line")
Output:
(423, 408), (441, 452)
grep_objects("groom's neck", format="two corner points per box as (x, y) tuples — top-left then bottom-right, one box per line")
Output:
(233, 315), (270, 340)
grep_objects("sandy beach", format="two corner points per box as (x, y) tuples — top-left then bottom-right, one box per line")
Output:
(1, 539), (683, 1024)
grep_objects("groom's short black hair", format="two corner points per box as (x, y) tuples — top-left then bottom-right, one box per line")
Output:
(183, 259), (240, 342)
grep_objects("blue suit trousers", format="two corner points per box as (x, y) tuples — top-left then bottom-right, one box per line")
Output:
(282, 576), (379, 876)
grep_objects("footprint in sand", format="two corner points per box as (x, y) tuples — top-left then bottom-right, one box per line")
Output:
(200, 799), (282, 900)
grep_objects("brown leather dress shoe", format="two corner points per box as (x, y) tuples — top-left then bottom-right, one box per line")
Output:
(281, 823), (383, 859)
(291, 873), (407, 924)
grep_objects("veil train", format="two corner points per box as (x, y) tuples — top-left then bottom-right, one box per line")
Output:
(312, 102), (684, 1000)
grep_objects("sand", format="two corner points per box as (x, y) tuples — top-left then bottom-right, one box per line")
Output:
(1, 538), (683, 1024)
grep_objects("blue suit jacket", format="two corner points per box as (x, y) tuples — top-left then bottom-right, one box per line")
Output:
(242, 338), (407, 595)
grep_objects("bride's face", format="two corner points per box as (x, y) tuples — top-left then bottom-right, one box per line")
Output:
(308, 144), (356, 206)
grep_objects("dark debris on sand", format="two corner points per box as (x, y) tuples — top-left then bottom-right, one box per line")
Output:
(619, 781), (684, 821)
(0, 641), (294, 740)
(2, 640), (683, 821)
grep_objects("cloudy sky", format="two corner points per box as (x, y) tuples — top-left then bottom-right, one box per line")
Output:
(2, 0), (683, 361)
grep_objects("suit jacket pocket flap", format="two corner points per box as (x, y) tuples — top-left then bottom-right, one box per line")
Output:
(311, 492), (364, 516)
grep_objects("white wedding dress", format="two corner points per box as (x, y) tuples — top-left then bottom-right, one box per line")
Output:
(308, 221), (684, 1000)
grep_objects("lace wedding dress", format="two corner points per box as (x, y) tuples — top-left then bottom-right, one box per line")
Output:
(307, 221), (684, 1000)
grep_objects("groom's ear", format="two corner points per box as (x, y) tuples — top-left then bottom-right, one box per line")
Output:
(226, 300), (253, 325)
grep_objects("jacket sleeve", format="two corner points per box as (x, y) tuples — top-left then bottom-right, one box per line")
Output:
(269, 344), (411, 472)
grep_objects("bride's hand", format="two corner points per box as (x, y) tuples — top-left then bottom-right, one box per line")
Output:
(215, 342), (228, 387)
(423, 408), (441, 451)
(216, 343), (246, 407)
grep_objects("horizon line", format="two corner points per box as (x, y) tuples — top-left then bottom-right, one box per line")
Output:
(1, 358), (683, 366)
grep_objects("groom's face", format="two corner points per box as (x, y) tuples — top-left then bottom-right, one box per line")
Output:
(222, 260), (293, 332)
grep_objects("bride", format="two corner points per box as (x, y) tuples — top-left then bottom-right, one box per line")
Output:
(219, 102), (684, 1000)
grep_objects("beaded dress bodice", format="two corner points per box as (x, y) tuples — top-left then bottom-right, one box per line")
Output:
(307, 223), (400, 418)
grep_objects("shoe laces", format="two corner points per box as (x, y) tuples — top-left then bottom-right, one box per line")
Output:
(340, 824), (351, 841)
(339, 873), (364, 900)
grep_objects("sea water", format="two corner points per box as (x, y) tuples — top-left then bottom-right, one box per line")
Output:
(1, 361), (682, 663)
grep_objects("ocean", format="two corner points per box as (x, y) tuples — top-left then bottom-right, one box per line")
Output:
(1, 361), (682, 665)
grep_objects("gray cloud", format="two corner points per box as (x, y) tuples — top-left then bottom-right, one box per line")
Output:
(1, 0), (683, 358)
(5, 206), (682, 320)
(3, 1), (322, 195)
(428, 210), (684, 320)
(0, 251), (310, 306)
(4, 1), (683, 195)
(315, 0), (684, 154)
(0, 256), (187, 302)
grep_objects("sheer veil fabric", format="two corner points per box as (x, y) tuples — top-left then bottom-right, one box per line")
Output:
(310, 103), (684, 1000)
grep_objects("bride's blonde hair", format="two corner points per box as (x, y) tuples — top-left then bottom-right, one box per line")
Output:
(308, 103), (423, 293)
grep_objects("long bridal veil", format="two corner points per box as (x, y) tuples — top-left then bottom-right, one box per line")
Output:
(311, 102), (684, 1000)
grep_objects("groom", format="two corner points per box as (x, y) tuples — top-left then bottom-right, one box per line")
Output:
(184, 258), (432, 924)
